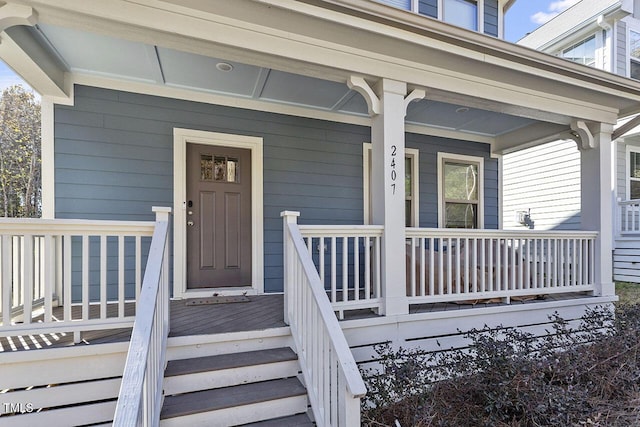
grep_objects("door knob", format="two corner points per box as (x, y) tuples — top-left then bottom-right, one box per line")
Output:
(187, 221), (194, 226)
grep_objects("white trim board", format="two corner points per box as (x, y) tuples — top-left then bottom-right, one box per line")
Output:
(41, 97), (56, 219)
(173, 128), (264, 298)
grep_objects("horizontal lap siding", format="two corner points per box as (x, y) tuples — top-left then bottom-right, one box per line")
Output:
(56, 85), (497, 293)
(617, 141), (628, 201)
(484, 0), (499, 37)
(503, 140), (581, 230)
(418, 0), (437, 18)
(617, 21), (627, 77)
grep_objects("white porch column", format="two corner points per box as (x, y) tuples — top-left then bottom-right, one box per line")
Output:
(371, 79), (409, 316)
(580, 123), (615, 296)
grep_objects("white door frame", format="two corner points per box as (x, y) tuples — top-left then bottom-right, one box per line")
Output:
(173, 128), (264, 298)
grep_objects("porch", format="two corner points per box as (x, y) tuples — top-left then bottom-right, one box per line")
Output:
(0, 212), (615, 425)
(0, 292), (599, 353)
(615, 198), (640, 283)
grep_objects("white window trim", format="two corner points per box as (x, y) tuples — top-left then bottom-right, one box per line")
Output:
(626, 143), (640, 201)
(627, 22), (640, 79)
(173, 128), (264, 298)
(363, 143), (419, 226)
(437, 152), (484, 229)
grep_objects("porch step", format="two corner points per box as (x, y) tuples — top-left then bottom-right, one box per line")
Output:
(163, 347), (299, 395)
(240, 413), (315, 426)
(160, 377), (308, 426)
(160, 347), (312, 426)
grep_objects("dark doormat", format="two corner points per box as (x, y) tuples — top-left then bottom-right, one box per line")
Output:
(185, 295), (251, 305)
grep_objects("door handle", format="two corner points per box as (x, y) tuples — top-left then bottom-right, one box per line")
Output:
(187, 221), (194, 226)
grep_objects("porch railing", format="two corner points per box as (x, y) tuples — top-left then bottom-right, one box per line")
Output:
(282, 212), (366, 426)
(298, 224), (383, 318)
(0, 217), (155, 338)
(113, 207), (171, 427)
(406, 228), (597, 304)
(618, 199), (640, 234)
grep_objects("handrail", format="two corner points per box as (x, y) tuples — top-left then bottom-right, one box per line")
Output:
(406, 227), (598, 239)
(618, 198), (640, 206)
(113, 207), (171, 427)
(282, 211), (366, 426)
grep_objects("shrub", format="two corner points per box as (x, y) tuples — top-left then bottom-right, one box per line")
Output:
(361, 305), (640, 427)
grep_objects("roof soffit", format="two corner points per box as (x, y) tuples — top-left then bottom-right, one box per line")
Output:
(10, 0), (640, 121)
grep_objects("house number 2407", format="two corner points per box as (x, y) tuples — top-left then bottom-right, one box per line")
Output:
(390, 145), (397, 195)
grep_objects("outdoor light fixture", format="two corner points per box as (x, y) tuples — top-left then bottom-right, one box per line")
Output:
(216, 62), (234, 72)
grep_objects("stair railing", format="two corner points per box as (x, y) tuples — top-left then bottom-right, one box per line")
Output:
(281, 211), (366, 426)
(113, 207), (171, 427)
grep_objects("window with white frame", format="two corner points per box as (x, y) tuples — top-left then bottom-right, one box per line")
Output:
(630, 29), (640, 80)
(438, 153), (484, 228)
(443, 0), (478, 31)
(375, 0), (486, 33)
(363, 143), (419, 227)
(561, 35), (596, 67)
(629, 147), (640, 200)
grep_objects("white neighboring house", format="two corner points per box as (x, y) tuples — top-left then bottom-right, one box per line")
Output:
(503, 0), (640, 283)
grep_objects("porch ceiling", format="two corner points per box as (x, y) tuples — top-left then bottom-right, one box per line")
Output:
(4, 0), (640, 153)
(26, 22), (535, 139)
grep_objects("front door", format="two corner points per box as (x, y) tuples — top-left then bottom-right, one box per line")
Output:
(186, 143), (252, 288)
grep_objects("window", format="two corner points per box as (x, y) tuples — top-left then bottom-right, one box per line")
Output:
(629, 147), (640, 200)
(630, 30), (640, 80)
(375, 0), (487, 34)
(363, 143), (419, 227)
(443, 0), (478, 31)
(562, 35), (596, 67)
(438, 153), (484, 228)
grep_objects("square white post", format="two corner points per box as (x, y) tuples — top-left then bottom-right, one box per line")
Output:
(371, 79), (409, 316)
(281, 210), (300, 325)
(580, 124), (615, 296)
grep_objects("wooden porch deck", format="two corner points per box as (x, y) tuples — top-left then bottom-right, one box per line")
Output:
(0, 294), (286, 353)
(0, 292), (596, 353)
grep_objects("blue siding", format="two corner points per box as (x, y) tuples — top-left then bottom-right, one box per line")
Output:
(418, 0), (437, 18)
(484, 0), (499, 37)
(55, 85), (498, 293)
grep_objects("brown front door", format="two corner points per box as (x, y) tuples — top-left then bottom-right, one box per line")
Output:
(186, 143), (252, 288)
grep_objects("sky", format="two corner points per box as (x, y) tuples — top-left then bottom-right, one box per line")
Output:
(0, 0), (582, 93)
(505, 0), (581, 43)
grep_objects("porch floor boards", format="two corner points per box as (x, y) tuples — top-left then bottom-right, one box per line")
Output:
(0, 292), (595, 353)
(0, 294), (286, 353)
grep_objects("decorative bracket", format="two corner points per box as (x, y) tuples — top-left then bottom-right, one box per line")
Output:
(347, 76), (381, 116)
(0, 3), (37, 33)
(570, 120), (595, 151)
(404, 88), (426, 115)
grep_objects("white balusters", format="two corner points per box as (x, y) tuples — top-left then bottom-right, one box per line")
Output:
(298, 225), (384, 315)
(0, 216), (157, 338)
(405, 229), (597, 304)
